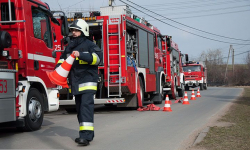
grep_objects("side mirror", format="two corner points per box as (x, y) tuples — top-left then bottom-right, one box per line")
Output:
(166, 37), (171, 47)
(51, 11), (69, 36)
(61, 16), (69, 36)
(185, 54), (189, 62)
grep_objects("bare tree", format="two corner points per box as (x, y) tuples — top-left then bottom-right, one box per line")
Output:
(246, 52), (250, 71)
(199, 49), (225, 86)
(245, 52), (250, 85)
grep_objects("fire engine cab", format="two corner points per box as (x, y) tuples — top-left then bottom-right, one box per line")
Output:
(183, 55), (207, 90)
(0, 0), (68, 131)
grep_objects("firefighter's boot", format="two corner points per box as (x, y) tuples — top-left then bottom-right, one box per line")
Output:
(75, 138), (80, 143)
(75, 137), (92, 143)
(78, 138), (89, 146)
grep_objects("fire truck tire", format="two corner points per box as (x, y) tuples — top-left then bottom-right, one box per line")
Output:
(185, 86), (189, 91)
(170, 80), (177, 99)
(22, 88), (44, 131)
(200, 83), (204, 90)
(139, 77), (145, 106)
(178, 83), (185, 97)
(153, 79), (163, 104)
(204, 83), (207, 90)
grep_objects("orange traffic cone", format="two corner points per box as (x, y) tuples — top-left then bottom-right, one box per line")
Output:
(46, 54), (75, 88)
(190, 90), (196, 100)
(182, 92), (190, 105)
(163, 95), (172, 112)
(196, 88), (201, 97)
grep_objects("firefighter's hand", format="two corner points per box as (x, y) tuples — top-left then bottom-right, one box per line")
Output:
(72, 51), (80, 57)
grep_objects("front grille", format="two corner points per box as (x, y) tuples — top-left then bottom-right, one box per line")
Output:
(186, 75), (198, 78)
(0, 61), (8, 69)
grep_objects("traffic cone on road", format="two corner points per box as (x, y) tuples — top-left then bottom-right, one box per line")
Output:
(196, 88), (201, 97)
(46, 54), (75, 88)
(190, 90), (196, 100)
(163, 95), (172, 112)
(182, 92), (190, 105)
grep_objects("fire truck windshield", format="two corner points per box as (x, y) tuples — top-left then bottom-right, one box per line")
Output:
(183, 66), (201, 72)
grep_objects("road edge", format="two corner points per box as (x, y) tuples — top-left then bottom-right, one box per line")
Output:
(177, 87), (244, 150)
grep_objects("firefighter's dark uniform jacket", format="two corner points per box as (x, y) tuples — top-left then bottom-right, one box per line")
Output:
(56, 36), (102, 95)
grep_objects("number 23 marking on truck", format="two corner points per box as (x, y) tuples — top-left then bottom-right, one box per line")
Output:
(0, 80), (7, 93)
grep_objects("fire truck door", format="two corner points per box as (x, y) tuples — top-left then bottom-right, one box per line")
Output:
(29, 7), (55, 87)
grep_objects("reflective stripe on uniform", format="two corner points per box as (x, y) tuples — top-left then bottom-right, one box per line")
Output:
(57, 59), (64, 64)
(76, 56), (88, 64)
(79, 82), (97, 91)
(79, 122), (94, 131)
(91, 53), (100, 65)
(76, 53), (100, 65)
(79, 60), (88, 64)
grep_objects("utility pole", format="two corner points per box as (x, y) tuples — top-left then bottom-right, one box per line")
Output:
(224, 45), (232, 83)
(232, 46), (234, 75)
(109, 0), (114, 6)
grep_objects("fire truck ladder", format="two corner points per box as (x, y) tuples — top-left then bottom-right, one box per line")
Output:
(107, 20), (122, 98)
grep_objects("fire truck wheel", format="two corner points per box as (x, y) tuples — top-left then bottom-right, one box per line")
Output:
(23, 88), (44, 131)
(170, 80), (177, 99)
(153, 78), (164, 104)
(139, 77), (145, 105)
(185, 86), (189, 91)
(178, 83), (185, 97)
(204, 83), (207, 90)
(200, 83), (204, 90)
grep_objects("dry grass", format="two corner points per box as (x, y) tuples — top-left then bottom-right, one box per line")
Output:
(196, 87), (250, 150)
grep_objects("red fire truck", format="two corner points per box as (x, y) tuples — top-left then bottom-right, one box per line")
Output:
(183, 55), (207, 90)
(58, 5), (185, 111)
(0, 0), (68, 130)
(162, 36), (185, 99)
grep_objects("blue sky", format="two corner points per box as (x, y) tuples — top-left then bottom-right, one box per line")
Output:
(43, 0), (250, 64)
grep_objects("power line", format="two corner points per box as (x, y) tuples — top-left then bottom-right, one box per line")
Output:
(148, 9), (250, 20)
(135, 0), (250, 10)
(62, 0), (85, 9)
(137, 5), (250, 17)
(206, 50), (250, 61)
(61, 5), (250, 13)
(124, 0), (250, 42)
(233, 50), (250, 57)
(140, 0), (212, 7)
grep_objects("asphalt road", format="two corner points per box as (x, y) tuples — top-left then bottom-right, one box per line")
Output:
(0, 87), (243, 150)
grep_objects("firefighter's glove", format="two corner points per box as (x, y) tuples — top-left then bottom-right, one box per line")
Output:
(72, 51), (80, 57)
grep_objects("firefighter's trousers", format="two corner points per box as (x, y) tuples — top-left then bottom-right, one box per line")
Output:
(75, 91), (95, 141)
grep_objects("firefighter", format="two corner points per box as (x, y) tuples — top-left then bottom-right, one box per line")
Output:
(56, 19), (102, 146)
